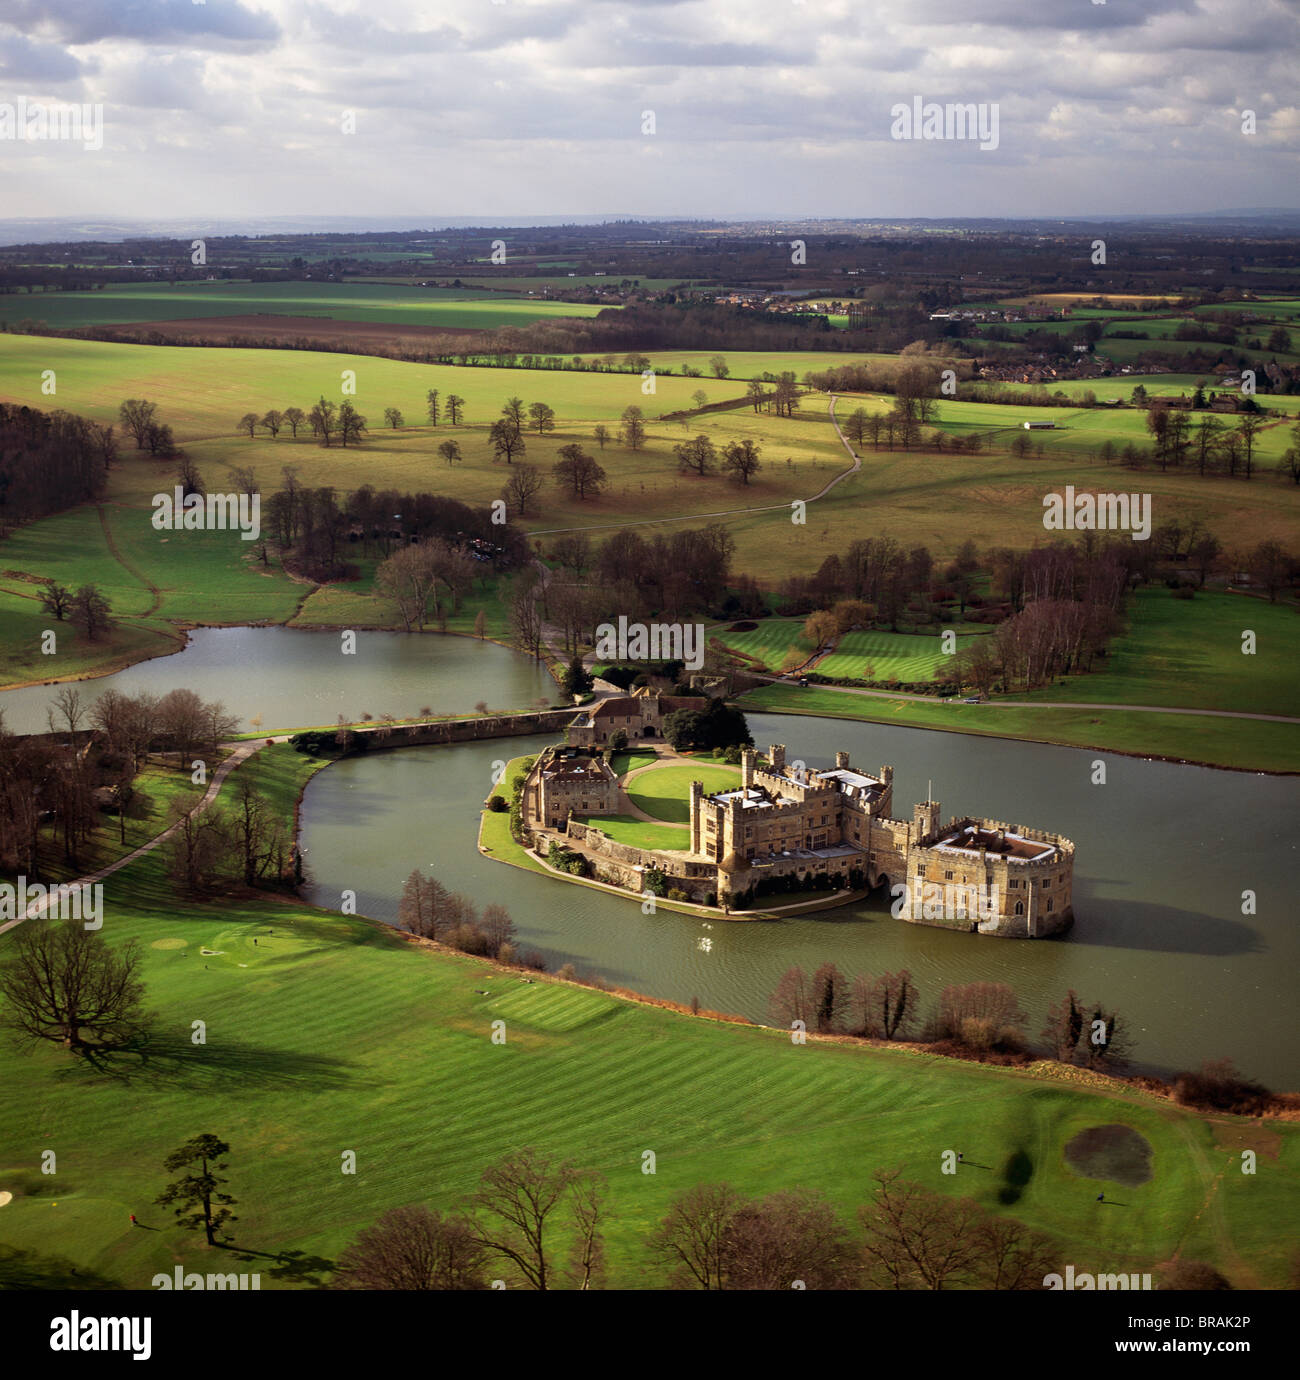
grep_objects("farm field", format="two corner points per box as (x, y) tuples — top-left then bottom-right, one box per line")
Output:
(0, 280), (610, 332)
(0, 745), (1295, 1289)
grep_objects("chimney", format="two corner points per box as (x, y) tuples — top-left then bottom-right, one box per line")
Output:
(741, 748), (755, 790)
(835, 751), (849, 769)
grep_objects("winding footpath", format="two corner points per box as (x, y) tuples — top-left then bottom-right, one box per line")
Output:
(0, 737), (291, 937)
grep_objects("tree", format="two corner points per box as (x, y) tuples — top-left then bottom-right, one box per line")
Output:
(647, 1183), (743, 1289)
(40, 582), (72, 621)
(1040, 988), (1085, 1063)
(470, 1147), (582, 1290)
(237, 413), (259, 438)
(70, 584), (111, 641)
(692, 389), (709, 411)
(810, 962), (848, 1033)
(501, 463), (544, 517)
(426, 389), (440, 425)
(528, 401), (556, 435)
(155, 1134), (237, 1246)
(260, 409), (283, 438)
(746, 379), (767, 413)
(768, 965), (811, 1030)
(1248, 539), (1289, 602)
(438, 439), (462, 466)
(489, 417), (526, 465)
(0, 922), (145, 1053)
(561, 656), (593, 697)
(1266, 325), (1292, 354)
(844, 407), (870, 446)
(674, 434), (717, 477)
(383, 407), (404, 429)
(722, 438), (762, 485)
(1082, 1000), (1132, 1071)
(176, 452), (204, 499)
(720, 1188), (858, 1290)
(620, 405), (647, 451)
(709, 355), (729, 379)
(333, 1206), (488, 1290)
(859, 1168), (986, 1290)
(445, 394), (465, 425)
(552, 444), (606, 499)
(337, 400), (366, 447)
(593, 423), (610, 449)
(118, 398), (157, 449)
(501, 396), (527, 431)
(282, 406), (306, 438)
(851, 969), (918, 1040)
(309, 397), (337, 446)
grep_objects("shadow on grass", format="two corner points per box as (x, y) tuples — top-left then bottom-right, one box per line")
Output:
(217, 1243), (336, 1286)
(0, 1245), (124, 1290)
(998, 1148), (1034, 1205)
(66, 1028), (357, 1091)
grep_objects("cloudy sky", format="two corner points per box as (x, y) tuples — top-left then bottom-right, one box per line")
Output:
(1, 0), (1297, 221)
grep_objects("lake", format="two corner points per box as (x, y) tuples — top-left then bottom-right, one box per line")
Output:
(298, 711), (1300, 1088)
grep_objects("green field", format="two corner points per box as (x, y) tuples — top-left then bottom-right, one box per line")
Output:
(626, 763), (742, 822)
(0, 280), (609, 332)
(0, 743), (1295, 1289)
(574, 814), (690, 850)
(817, 627), (989, 681)
(739, 683), (1300, 773)
(1023, 588), (1300, 717)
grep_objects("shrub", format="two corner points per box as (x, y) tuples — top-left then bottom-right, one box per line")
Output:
(486, 795), (508, 813)
(667, 887), (689, 902)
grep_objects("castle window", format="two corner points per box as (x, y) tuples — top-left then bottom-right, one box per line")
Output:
(1008, 879), (1018, 889)
(1044, 879), (1051, 888)
(1015, 901), (1024, 916)
(916, 865), (926, 877)
(1047, 899), (1054, 911)
(944, 870), (953, 880)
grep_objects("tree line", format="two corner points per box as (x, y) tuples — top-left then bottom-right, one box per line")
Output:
(0, 401), (116, 530)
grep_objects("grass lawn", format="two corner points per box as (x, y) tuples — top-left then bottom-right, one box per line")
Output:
(0, 739), (1295, 1290)
(738, 683), (1300, 773)
(0, 794), (1295, 1286)
(574, 814), (690, 850)
(610, 750), (659, 778)
(817, 626), (989, 681)
(1021, 588), (1300, 718)
(626, 762), (742, 822)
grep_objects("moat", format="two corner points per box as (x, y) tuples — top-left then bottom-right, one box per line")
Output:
(300, 711), (1300, 1088)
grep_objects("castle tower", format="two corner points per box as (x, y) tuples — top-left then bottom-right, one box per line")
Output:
(835, 751), (850, 769)
(769, 744), (786, 772)
(913, 799), (941, 846)
(881, 765), (894, 785)
(689, 779), (704, 853)
(741, 748), (756, 790)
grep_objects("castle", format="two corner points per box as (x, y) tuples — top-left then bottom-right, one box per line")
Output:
(519, 741), (1074, 939)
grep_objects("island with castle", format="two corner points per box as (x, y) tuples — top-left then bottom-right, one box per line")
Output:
(509, 692), (1075, 939)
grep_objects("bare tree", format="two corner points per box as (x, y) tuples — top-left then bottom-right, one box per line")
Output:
(0, 922), (145, 1052)
(501, 463), (544, 518)
(471, 1147), (581, 1290)
(851, 969), (918, 1040)
(646, 1183), (743, 1290)
(333, 1206), (488, 1290)
(859, 1168), (986, 1290)
(768, 965), (812, 1031)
